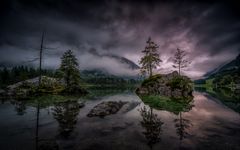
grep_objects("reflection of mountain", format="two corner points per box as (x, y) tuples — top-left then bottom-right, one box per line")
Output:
(195, 87), (240, 113)
(139, 106), (163, 149)
(52, 101), (80, 138)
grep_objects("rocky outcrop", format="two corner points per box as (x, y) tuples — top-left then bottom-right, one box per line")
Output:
(4, 76), (88, 98)
(87, 101), (127, 117)
(136, 71), (193, 98)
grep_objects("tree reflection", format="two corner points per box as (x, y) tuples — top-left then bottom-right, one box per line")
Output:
(139, 106), (164, 149)
(52, 100), (80, 138)
(174, 112), (192, 149)
(11, 100), (26, 115)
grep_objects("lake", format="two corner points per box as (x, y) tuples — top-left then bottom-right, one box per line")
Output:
(0, 88), (239, 150)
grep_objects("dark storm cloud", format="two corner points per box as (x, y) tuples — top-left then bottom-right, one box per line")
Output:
(0, 0), (239, 78)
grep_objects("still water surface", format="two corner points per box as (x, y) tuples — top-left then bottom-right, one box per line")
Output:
(0, 89), (239, 150)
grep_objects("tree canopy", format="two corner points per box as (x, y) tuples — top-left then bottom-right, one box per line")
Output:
(140, 37), (162, 77)
(58, 50), (81, 92)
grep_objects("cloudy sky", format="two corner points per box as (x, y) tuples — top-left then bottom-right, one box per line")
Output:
(0, 0), (239, 78)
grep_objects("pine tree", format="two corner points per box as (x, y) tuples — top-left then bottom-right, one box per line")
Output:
(172, 48), (190, 75)
(59, 50), (81, 91)
(140, 37), (162, 77)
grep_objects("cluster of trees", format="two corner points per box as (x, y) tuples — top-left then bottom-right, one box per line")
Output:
(0, 66), (54, 88)
(213, 74), (240, 87)
(140, 37), (190, 77)
(85, 77), (139, 85)
(81, 70), (139, 85)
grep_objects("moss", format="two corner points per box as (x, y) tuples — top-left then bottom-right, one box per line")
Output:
(139, 95), (193, 114)
(142, 74), (162, 86)
(167, 76), (192, 90)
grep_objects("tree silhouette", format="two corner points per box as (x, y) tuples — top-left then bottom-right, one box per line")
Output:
(172, 48), (190, 75)
(140, 37), (162, 77)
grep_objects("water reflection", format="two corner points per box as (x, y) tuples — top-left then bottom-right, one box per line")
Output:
(1, 90), (240, 150)
(52, 100), (81, 138)
(139, 106), (164, 149)
(195, 87), (240, 113)
(11, 100), (26, 115)
(174, 112), (192, 149)
(138, 95), (194, 149)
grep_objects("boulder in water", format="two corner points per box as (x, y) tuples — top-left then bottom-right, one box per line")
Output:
(87, 101), (127, 117)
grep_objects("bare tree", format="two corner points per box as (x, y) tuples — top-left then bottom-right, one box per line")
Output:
(172, 48), (190, 75)
(38, 31), (44, 86)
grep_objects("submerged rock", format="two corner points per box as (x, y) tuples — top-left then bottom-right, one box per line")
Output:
(118, 101), (140, 113)
(136, 71), (193, 98)
(87, 101), (127, 117)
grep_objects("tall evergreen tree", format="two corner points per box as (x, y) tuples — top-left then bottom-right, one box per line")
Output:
(172, 48), (190, 75)
(140, 37), (162, 77)
(59, 50), (81, 91)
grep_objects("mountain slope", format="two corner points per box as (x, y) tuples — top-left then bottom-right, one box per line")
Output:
(195, 53), (240, 86)
(105, 54), (140, 70)
(204, 53), (240, 78)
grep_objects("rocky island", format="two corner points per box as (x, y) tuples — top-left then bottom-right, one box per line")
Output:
(136, 71), (193, 98)
(136, 71), (194, 113)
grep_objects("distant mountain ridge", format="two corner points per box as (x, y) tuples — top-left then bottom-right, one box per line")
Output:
(204, 53), (240, 78)
(105, 54), (140, 70)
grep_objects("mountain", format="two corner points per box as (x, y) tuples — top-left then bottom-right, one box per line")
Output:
(195, 53), (240, 86)
(204, 54), (240, 78)
(105, 54), (140, 70)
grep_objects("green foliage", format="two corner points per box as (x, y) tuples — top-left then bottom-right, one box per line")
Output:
(59, 50), (85, 94)
(167, 76), (192, 91)
(139, 37), (162, 77)
(80, 70), (140, 86)
(140, 95), (193, 114)
(142, 74), (162, 86)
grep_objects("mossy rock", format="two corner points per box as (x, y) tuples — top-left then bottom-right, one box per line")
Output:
(136, 71), (193, 98)
(142, 74), (162, 86)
